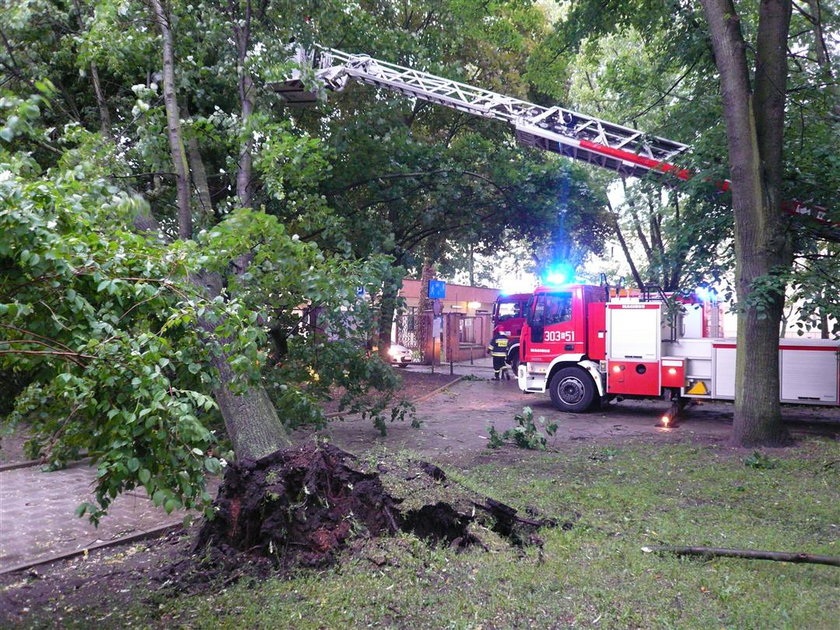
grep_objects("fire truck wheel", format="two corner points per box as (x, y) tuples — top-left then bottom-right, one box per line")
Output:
(508, 350), (520, 375)
(549, 367), (595, 412)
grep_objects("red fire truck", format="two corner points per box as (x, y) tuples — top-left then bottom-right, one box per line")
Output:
(490, 293), (530, 373)
(517, 284), (840, 422)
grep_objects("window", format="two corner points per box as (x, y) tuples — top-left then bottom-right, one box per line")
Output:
(533, 293), (572, 326)
(496, 301), (522, 321)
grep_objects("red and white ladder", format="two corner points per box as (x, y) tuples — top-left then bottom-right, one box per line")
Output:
(270, 46), (835, 232)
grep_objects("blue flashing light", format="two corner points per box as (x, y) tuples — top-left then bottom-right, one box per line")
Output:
(544, 263), (574, 287)
(694, 286), (717, 302)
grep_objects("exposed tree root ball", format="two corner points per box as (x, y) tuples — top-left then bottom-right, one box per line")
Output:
(195, 442), (561, 569)
(402, 502), (482, 549)
(196, 443), (402, 567)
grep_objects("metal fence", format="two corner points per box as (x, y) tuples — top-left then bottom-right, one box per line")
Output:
(394, 313), (420, 350)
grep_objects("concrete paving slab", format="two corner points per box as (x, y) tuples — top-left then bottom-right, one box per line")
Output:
(0, 462), (182, 572)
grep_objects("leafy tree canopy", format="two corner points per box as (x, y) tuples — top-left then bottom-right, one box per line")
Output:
(0, 87), (395, 521)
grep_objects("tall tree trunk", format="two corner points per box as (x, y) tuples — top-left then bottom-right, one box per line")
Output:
(417, 260), (436, 364)
(187, 132), (214, 220)
(376, 267), (404, 361)
(667, 197), (683, 291)
(181, 103), (214, 222)
(606, 198), (645, 289)
(804, 0), (840, 120)
(700, 0), (793, 446)
(149, 0), (192, 240)
(89, 62), (112, 138)
(230, 0), (255, 209)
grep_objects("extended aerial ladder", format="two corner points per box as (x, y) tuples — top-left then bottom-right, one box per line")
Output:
(270, 46), (837, 234)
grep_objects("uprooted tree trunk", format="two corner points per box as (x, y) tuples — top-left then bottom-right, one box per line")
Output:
(208, 351), (291, 460)
(195, 269), (290, 460)
(146, 0), (289, 462)
(195, 443), (561, 569)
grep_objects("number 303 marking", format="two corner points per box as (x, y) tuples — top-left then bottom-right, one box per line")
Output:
(544, 330), (575, 342)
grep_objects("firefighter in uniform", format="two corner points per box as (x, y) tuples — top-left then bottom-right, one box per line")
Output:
(488, 330), (512, 380)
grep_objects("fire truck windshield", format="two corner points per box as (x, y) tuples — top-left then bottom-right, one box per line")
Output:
(495, 301), (522, 321)
(529, 293), (573, 326)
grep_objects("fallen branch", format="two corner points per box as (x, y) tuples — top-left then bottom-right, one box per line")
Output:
(642, 545), (840, 567)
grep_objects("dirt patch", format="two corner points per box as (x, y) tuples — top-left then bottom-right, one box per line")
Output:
(318, 378), (840, 468)
(0, 528), (194, 628)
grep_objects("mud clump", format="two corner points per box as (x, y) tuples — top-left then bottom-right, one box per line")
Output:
(195, 442), (559, 571)
(196, 443), (402, 567)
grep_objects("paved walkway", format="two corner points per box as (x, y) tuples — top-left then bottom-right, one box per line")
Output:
(0, 461), (185, 572)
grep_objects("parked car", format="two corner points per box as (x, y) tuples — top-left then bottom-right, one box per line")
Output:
(388, 343), (414, 367)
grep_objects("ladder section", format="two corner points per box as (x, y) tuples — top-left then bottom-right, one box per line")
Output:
(271, 46), (837, 236)
(272, 46), (690, 179)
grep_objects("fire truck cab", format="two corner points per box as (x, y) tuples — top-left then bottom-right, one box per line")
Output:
(518, 284), (609, 411)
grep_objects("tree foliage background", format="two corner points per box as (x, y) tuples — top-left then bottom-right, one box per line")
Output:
(0, 0), (611, 519)
(1, 0), (838, 516)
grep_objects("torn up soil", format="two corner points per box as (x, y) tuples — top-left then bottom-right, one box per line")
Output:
(190, 442), (559, 576)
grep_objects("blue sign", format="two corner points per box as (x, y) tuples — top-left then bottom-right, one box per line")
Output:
(428, 279), (446, 299)
(356, 286), (366, 297)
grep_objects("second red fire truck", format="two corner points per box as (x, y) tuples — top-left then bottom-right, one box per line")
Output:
(490, 293), (530, 374)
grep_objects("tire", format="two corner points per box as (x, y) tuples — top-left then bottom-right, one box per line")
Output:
(508, 349), (520, 376)
(549, 367), (596, 413)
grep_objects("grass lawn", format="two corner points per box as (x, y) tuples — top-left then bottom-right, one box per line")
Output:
(148, 438), (839, 629)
